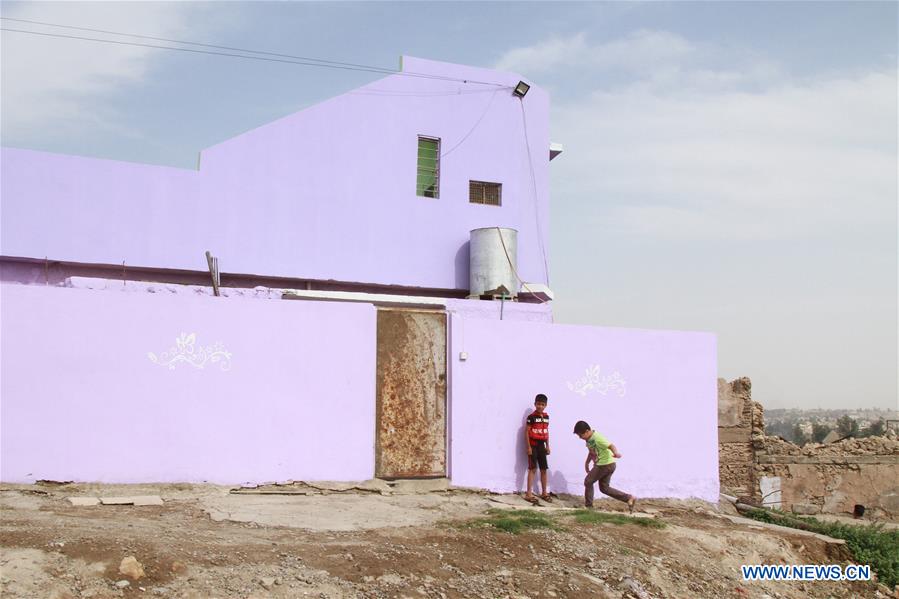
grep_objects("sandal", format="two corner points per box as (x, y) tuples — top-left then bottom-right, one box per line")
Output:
(523, 495), (539, 505)
(540, 494), (553, 503)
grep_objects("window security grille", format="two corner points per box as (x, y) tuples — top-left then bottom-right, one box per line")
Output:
(469, 180), (502, 206)
(416, 137), (440, 198)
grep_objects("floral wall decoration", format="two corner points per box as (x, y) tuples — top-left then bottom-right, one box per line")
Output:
(567, 364), (626, 397)
(148, 332), (232, 371)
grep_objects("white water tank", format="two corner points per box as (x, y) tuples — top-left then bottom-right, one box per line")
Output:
(469, 227), (518, 297)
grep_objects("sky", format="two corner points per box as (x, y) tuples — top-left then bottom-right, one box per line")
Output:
(1, 1), (896, 410)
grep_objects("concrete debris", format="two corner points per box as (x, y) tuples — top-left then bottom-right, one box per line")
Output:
(801, 435), (899, 457)
(722, 513), (847, 546)
(258, 576), (276, 589)
(232, 479), (393, 496)
(620, 576), (653, 599)
(118, 556), (145, 580)
(99, 496), (163, 506)
(386, 478), (448, 494)
(67, 497), (100, 507)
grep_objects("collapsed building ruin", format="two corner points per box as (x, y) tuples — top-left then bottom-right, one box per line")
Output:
(718, 377), (899, 519)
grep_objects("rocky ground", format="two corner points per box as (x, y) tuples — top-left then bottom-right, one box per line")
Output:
(1, 482), (895, 599)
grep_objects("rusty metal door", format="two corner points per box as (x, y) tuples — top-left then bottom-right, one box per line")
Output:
(376, 309), (447, 478)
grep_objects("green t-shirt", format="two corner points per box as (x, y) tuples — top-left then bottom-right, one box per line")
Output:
(586, 431), (614, 466)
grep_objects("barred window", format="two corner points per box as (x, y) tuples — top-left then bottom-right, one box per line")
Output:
(469, 180), (502, 206)
(416, 136), (440, 198)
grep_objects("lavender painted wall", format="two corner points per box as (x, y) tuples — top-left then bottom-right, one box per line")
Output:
(0, 284), (376, 484)
(445, 297), (552, 323)
(1, 57), (550, 291)
(448, 316), (719, 501)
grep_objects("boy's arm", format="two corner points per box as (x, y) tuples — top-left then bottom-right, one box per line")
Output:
(609, 443), (622, 459)
(546, 427), (550, 454)
(525, 424), (532, 455)
(584, 450), (595, 473)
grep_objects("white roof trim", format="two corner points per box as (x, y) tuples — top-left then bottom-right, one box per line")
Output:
(282, 289), (447, 308)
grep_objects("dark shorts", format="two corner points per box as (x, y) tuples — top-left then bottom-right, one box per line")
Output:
(527, 441), (548, 470)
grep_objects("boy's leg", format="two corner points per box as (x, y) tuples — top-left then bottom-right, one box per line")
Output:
(534, 444), (549, 498)
(583, 465), (601, 507)
(596, 463), (632, 504)
(525, 450), (536, 498)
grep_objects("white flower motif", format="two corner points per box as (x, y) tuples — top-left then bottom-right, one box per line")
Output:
(148, 333), (232, 371)
(567, 364), (626, 397)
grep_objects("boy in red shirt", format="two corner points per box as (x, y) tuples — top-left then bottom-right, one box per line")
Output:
(524, 394), (551, 503)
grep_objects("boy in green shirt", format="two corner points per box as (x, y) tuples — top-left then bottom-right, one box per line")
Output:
(573, 420), (636, 512)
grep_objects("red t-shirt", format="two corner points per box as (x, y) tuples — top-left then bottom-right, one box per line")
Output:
(526, 410), (549, 446)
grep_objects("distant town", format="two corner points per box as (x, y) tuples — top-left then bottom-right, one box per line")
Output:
(764, 407), (898, 446)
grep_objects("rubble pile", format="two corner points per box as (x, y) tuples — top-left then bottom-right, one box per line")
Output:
(799, 435), (899, 457)
(759, 435), (802, 456)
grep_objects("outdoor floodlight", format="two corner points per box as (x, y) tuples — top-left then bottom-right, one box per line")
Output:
(513, 81), (530, 98)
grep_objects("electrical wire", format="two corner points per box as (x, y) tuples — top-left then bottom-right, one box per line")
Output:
(494, 227), (549, 305)
(0, 19), (507, 87)
(1, 16), (395, 72)
(0, 28), (399, 74)
(441, 90), (500, 158)
(517, 99), (551, 287)
(349, 88), (502, 98)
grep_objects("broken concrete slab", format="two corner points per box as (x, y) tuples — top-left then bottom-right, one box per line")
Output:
(67, 497), (100, 507)
(719, 514), (846, 545)
(99, 496), (163, 506)
(231, 479), (393, 496)
(387, 478), (448, 494)
(231, 486), (313, 496)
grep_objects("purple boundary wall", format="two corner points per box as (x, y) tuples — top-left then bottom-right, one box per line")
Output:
(447, 316), (719, 501)
(0, 284), (376, 484)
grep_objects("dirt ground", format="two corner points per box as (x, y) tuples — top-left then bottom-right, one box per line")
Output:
(0, 482), (894, 599)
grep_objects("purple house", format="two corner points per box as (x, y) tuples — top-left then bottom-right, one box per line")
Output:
(1, 57), (719, 500)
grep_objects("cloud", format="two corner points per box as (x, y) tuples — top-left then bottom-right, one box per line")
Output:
(496, 29), (697, 77)
(494, 32), (591, 75)
(499, 31), (897, 242)
(0, 2), (216, 142)
(562, 71), (895, 241)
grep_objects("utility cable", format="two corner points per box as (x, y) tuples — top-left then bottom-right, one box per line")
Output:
(494, 227), (549, 305)
(441, 89), (500, 158)
(0, 19), (507, 87)
(518, 99), (550, 287)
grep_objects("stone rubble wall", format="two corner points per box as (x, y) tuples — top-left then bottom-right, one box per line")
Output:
(718, 377), (899, 519)
(717, 377), (761, 499)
